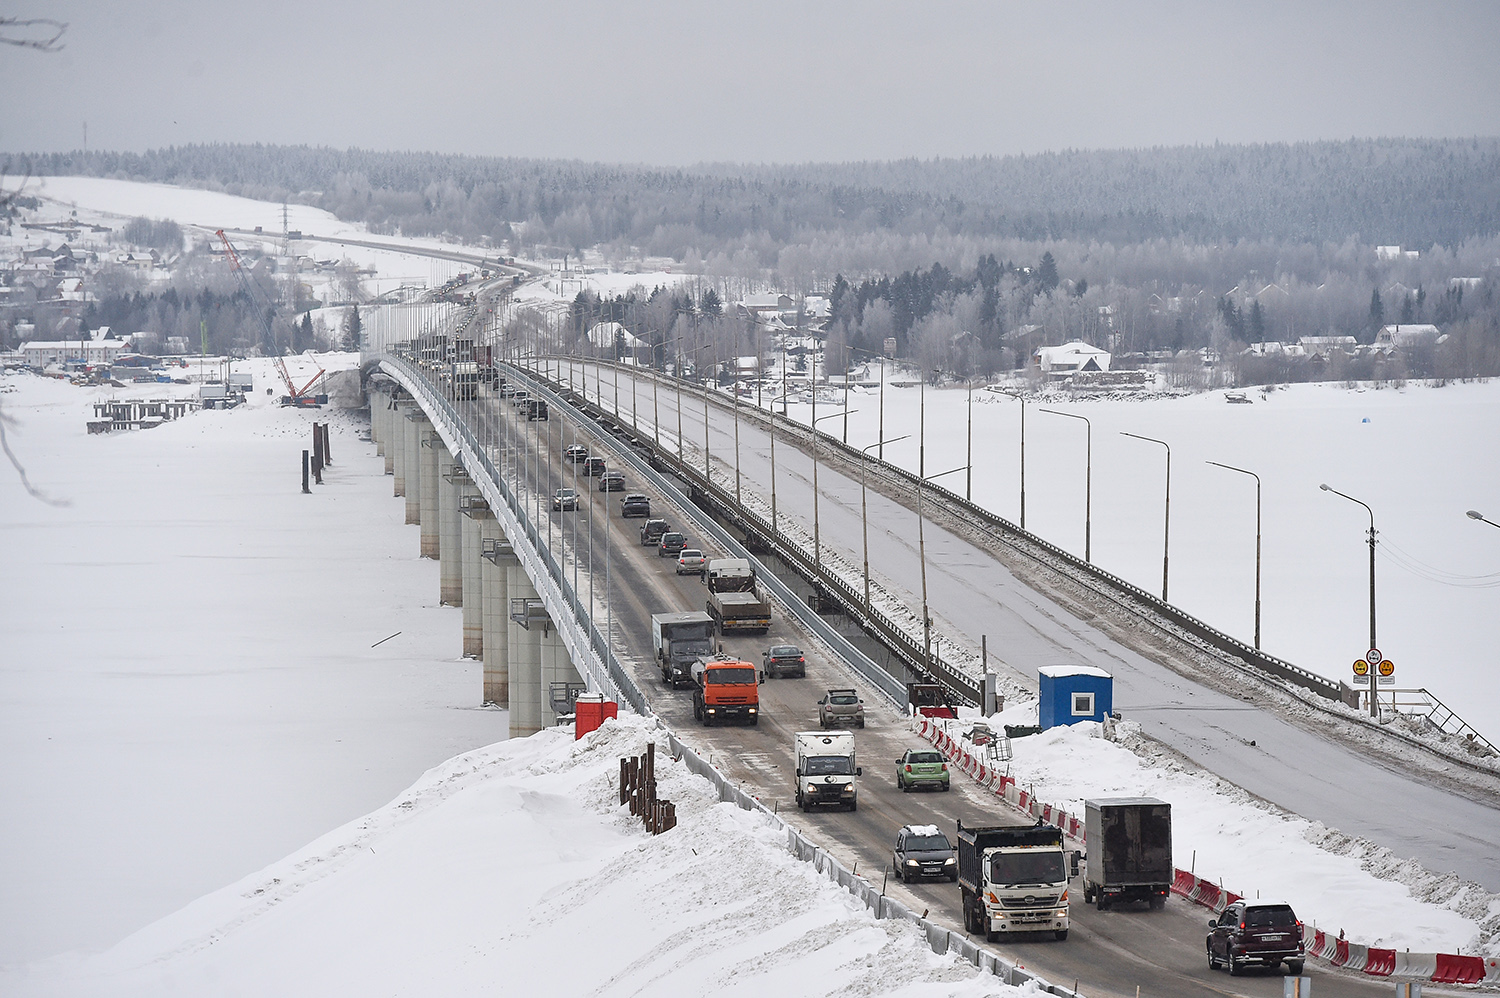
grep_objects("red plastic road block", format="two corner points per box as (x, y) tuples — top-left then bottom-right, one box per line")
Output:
(574, 694), (618, 739)
(1432, 953), (1485, 985)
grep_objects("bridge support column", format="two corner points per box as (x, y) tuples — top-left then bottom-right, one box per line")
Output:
(418, 431), (441, 559)
(370, 383), (386, 458)
(381, 393), (400, 476)
(390, 401), (411, 496)
(459, 480), (484, 658)
(436, 451), (462, 602)
(539, 625), (583, 723)
(507, 566), (544, 738)
(479, 522), (512, 706)
(402, 409), (427, 522)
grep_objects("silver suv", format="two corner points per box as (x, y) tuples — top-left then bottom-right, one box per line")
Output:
(818, 688), (865, 728)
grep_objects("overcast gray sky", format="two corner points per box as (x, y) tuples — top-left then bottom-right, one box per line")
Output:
(4, 0), (1499, 165)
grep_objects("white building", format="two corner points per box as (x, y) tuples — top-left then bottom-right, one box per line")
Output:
(20, 326), (132, 367)
(1034, 341), (1111, 379)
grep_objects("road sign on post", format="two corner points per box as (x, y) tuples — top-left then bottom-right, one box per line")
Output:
(1352, 659), (1370, 676)
(1377, 659), (1394, 677)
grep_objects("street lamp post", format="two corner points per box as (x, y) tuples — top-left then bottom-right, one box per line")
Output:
(1209, 461), (1261, 648)
(919, 463), (968, 674)
(993, 387), (1027, 529)
(811, 408), (857, 573)
(1042, 408), (1092, 562)
(1122, 431), (1171, 601)
(1321, 483), (1378, 717)
(861, 434), (911, 609)
(1468, 509), (1500, 530)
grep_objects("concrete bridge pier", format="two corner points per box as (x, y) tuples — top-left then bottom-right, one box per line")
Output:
(402, 409), (427, 522)
(370, 383), (388, 458)
(390, 400), (413, 497)
(539, 624), (583, 721)
(507, 572), (546, 738)
(381, 391), (402, 476)
(418, 432), (441, 559)
(437, 454), (463, 603)
(458, 481), (484, 658)
(479, 525), (513, 707)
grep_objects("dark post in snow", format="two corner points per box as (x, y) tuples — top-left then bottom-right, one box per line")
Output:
(301, 450), (310, 494)
(322, 423), (332, 465)
(312, 422), (324, 468)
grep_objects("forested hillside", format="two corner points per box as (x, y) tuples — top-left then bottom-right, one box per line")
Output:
(16, 138), (1500, 265)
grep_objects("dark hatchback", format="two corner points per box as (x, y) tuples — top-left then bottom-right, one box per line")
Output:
(1208, 901), (1304, 976)
(762, 645), (806, 678)
(621, 494), (651, 517)
(892, 825), (958, 883)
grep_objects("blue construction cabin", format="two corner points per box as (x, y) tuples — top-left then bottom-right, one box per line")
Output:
(1037, 665), (1112, 729)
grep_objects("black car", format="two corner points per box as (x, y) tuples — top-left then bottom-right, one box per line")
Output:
(583, 456), (606, 476)
(564, 444), (588, 463)
(621, 494), (652, 517)
(1208, 901), (1305, 976)
(762, 645), (806, 678)
(892, 825), (958, 883)
(657, 531), (687, 557)
(640, 518), (669, 545)
(526, 399), (548, 421)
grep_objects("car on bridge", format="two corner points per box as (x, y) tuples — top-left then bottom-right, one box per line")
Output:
(599, 470), (625, 492)
(564, 444), (588, 463)
(762, 645), (806, 679)
(1207, 901), (1304, 976)
(583, 456), (606, 476)
(819, 688), (865, 728)
(551, 487), (580, 511)
(676, 548), (706, 576)
(892, 824), (958, 883)
(895, 748), (949, 792)
(640, 518), (670, 544)
(658, 531), (688, 558)
(526, 399), (548, 421)
(621, 494), (651, 517)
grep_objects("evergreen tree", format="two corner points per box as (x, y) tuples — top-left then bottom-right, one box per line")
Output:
(700, 287), (723, 319)
(1037, 251), (1059, 293)
(295, 311), (313, 352)
(345, 305), (362, 351)
(1369, 287), (1385, 334)
(1400, 294), (1414, 324)
(1249, 300), (1265, 341)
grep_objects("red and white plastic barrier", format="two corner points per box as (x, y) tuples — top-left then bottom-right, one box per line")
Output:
(912, 716), (1500, 985)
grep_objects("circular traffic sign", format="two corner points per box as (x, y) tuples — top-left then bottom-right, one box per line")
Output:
(1352, 659), (1370, 676)
(1367, 648), (1382, 666)
(1378, 659), (1395, 677)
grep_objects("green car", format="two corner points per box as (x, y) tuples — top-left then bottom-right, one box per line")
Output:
(896, 748), (950, 792)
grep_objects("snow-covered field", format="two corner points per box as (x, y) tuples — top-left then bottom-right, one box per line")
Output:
(0, 362), (506, 966)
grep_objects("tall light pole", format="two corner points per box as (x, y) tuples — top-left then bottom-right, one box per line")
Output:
(811, 408), (857, 573)
(1321, 483), (1378, 717)
(993, 387), (1027, 529)
(862, 434), (911, 609)
(1042, 408), (1092, 562)
(1209, 461), (1261, 648)
(1122, 431), (1171, 601)
(919, 463), (968, 674)
(1468, 509), (1500, 530)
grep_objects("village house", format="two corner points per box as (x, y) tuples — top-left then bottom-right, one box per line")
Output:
(1034, 341), (1112, 380)
(19, 326), (133, 367)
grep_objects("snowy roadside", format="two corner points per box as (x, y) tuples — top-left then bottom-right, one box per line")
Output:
(2, 713), (1023, 998)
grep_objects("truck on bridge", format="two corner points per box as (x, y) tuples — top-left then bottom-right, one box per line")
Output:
(1082, 797), (1173, 911)
(690, 656), (761, 726)
(705, 558), (756, 593)
(651, 611), (715, 688)
(706, 588), (771, 634)
(957, 821), (1072, 942)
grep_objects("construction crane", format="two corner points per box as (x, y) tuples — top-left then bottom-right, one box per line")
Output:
(215, 229), (324, 406)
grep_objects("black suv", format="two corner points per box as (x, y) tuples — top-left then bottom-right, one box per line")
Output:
(891, 825), (958, 883)
(640, 518), (670, 545)
(1207, 901), (1304, 976)
(621, 494), (651, 517)
(657, 531), (687, 557)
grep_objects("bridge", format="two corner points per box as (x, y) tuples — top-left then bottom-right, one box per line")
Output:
(360, 279), (1500, 997)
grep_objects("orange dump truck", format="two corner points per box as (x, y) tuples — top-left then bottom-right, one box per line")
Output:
(690, 656), (762, 726)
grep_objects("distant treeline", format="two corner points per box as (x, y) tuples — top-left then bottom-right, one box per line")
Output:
(13, 138), (1500, 270)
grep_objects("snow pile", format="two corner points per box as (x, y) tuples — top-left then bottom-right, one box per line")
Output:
(4, 714), (1021, 998)
(984, 703), (1500, 956)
